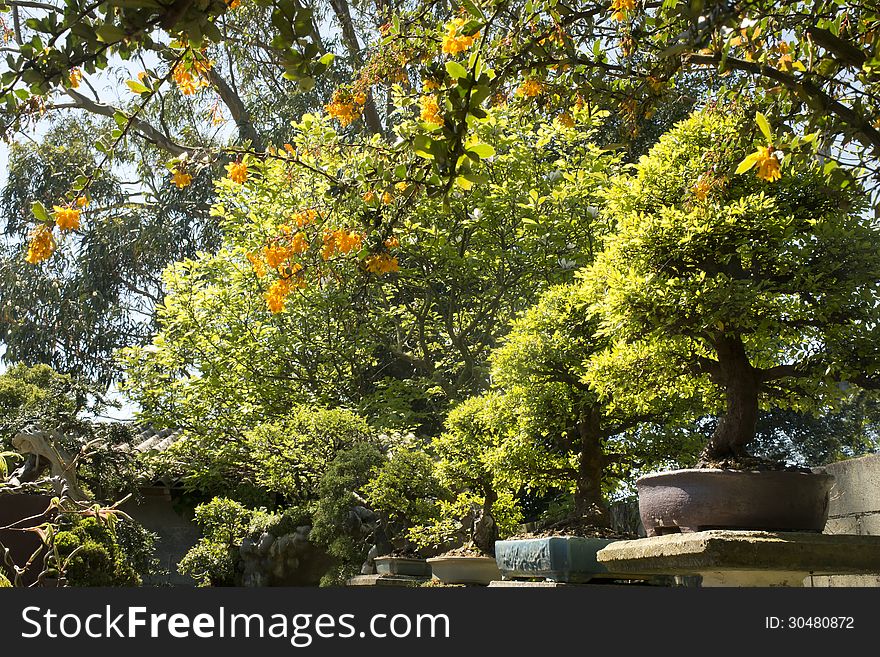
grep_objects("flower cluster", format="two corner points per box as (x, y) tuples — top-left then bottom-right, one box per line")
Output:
(69, 68), (82, 89)
(25, 224), (56, 264)
(517, 78), (544, 98)
(610, 0), (635, 22)
(442, 18), (479, 55)
(322, 229), (363, 260)
(326, 89), (368, 127)
(53, 206), (80, 231)
(173, 59), (212, 96)
(420, 95), (444, 126)
(364, 253), (399, 275)
(226, 161), (248, 184)
(755, 147), (781, 181)
(173, 170), (193, 189)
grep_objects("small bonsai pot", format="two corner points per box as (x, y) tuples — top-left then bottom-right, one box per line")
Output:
(427, 556), (501, 585)
(495, 536), (616, 583)
(637, 468), (834, 537)
(374, 556), (431, 577)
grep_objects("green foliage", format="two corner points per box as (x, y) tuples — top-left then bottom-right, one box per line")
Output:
(364, 448), (446, 529)
(144, 406), (376, 506)
(0, 364), (81, 439)
(582, 108), (880, 454)
(51, 516), (144, 587)
(408, 490), (521, 553)
(309, 442), (386, 585)
(178, 497), (260, 586)
(121, 108), (617, 436)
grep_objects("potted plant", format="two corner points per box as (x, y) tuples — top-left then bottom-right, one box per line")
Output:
(581, 108), (880, 535)
(362, 447), (449, 579)
(483, 284), (695, 581)
(406, 398), (529, 585)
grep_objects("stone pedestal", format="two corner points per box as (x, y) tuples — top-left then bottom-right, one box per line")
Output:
(345, 574), (428, 587)
(596, 530), (880, 587)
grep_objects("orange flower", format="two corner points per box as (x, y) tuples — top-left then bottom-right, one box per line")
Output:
(420, 96), (444, 126)
(69, 68), (82, 89)
(610, 0), (635, 21)
(756, 147), (782, 182)
(442, 18), (479, 55)
(172, 170), (193, 189)
(226, 0), (241, 9)
(517, 78), (544, 97)
(247, 251), (267, 278)
(25, 224), (56, 264)
(364, 253), (399, 275)
(227, 161), (248, 184)
(557, 112), (575, 128)
(53, 206), (81, 231)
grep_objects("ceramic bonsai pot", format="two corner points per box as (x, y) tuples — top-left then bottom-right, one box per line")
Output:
(636, 468), (834, 537)
(427, 556), (501, 585)
(494, 536), (617, 583)
(374, 556), (431, 577)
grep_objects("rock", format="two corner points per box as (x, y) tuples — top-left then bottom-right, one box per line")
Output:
(257, 532), (274, 556)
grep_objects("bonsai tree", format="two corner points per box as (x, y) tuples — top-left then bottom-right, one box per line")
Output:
(486, 283), (696, 528)
(408, 393), (523, 556)
(582, 108), (880, 465)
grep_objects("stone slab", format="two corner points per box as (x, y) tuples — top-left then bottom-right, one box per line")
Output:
(345, 574), (428, 587)
(596, 531), (880, 577)
(823, 454), (880, 517)
(807, 574), (880, 587)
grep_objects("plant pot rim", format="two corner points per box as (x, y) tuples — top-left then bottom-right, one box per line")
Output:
(427, 555), (494, 562)
(375, 556), (426, 562)
(637, 468), (833, 485)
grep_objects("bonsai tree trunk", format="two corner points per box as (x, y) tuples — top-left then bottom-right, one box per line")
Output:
(574, 407), (610, 528)
(704, 334), (761, 461)
(472, 487), (498, 557)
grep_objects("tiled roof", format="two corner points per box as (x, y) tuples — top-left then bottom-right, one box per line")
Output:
(131, 425), (185, 453)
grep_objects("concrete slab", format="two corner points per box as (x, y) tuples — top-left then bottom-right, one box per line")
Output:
(345, 574), (428, 587)
(596, 530), (880, 587)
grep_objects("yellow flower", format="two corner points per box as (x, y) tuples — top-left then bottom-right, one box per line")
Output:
(290, 232), (309, 254)
(227, 161), (248, 184)
(363, 191), (378, 204)
(69, 68), (82, 89)
(264, 243), (292, 270)
(172, 170), (193, 189)
(442, 18), (479, 55)
(756, 147), (782, 182)
(420, 95), (444, 126)
(226, 0), (241, 9)
(610, 0), (636, 21)
(381, 191), (393, 205)
(364, 253), (399, 275)
(325, 89), (365, 126)
(692, 174), (712, 201)
(557, 112), (575, 128)
(53, 206), (81, 231)
(266, 278), (292, 314)
(423, 78), (440, 92)
(246, 251), (267, 278)
(76, 196), (89, 208)
(25, 224), (56, 264)
(517, 78), (544, 97)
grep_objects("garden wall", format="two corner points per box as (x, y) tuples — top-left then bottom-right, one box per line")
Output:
(808, 453), (880, 587)
(123, 486), (200, 586)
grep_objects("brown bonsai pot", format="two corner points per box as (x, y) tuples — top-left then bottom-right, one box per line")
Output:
(636, 469), (834, 537)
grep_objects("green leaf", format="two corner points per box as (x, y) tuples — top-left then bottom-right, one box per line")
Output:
(318, 52), (335, 66)
(32, 201), (49, 222)
(125, 79), (150, 94)
(445, 61), (468, 80)
(461, 0), (485, 20)
(95, 25), (127, 44)
(755, 111), (772, 142)
(735, 151), (762, 174)
(467, 143), (495, 159)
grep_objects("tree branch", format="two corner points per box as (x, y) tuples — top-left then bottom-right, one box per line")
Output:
(64, 89), (199, 157)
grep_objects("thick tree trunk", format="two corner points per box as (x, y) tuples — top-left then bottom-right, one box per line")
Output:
(704, 334), (761, 460)
(574, 407), (610, 528)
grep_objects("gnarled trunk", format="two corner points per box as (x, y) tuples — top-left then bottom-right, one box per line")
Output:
(704, 335), (761, 460)
(574, 407), (610, 528)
